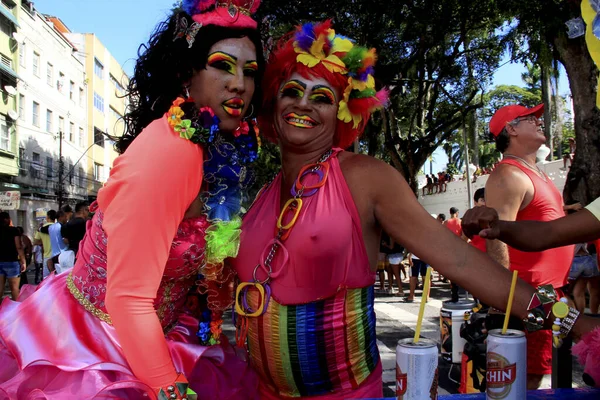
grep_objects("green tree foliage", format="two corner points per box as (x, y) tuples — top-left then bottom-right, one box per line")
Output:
(520, 62), (541, 94)
(248, 140), (280, 200)
(483, 85), (542, 115)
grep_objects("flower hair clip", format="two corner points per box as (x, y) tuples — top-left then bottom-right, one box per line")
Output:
(293, 21), (352, 73)
(292, 21), (388, 129)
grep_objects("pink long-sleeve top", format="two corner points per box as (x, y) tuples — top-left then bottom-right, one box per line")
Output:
(98, 116), (204, 387)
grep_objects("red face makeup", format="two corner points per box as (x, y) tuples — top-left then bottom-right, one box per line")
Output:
(222, 97), (245, 117)
(283, 112), (318, 129)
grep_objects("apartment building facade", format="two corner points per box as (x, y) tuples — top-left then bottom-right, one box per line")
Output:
(66, 32), (128, 197)
(0, 0), (20, 184)
(4, 3), (89, 233)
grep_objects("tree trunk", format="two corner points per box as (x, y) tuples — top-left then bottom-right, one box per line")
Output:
(470, 110), (479, 166)
(367, 129), (378, 157)
(381, 109), (426, 195)
(554, 94), (564, 160)
(553, 33), (600, 204)
(540, 63), (553, 151)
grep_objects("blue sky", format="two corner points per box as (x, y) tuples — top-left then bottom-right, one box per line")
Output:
(38, 1), (572, 174)
(37, 0), (174, 76)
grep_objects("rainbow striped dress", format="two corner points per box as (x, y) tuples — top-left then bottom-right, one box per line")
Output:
(232, 149), (382, 398)
(245, 286), (379, 397)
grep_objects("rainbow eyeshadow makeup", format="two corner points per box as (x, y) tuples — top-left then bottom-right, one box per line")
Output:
(309, 85), (336, 105)
(244, 61), (258, 72)
(207, 51), (238, 75)
(280, 80), (306, 98)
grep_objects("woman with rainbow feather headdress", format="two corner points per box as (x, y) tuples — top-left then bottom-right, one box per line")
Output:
(0, 1), (263, 399)
(231, 20), (563, 399)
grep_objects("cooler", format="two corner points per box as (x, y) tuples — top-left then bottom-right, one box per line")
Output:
(440, 299), (476, 364)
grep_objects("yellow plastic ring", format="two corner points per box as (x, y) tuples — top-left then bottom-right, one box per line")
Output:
(235, 282), (265, 318)
(276, 198), (303, 230)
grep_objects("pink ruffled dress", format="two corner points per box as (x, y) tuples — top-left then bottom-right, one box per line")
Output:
(0, 116), (257, 399)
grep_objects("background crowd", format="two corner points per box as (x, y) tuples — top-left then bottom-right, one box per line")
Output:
(0, 201), (90, 299)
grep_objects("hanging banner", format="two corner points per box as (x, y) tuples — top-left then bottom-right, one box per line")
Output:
(0, 191), (21, 210)
(35, 207), (50, 219)
(582, 0), (600, 107)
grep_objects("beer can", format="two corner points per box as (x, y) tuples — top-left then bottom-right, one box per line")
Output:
(486, 329), (527, 400)
(396, 338), (438, 400)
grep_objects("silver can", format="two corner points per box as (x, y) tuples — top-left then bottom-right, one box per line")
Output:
(396, 338), (438, 400)
(486, 329), (527, 400)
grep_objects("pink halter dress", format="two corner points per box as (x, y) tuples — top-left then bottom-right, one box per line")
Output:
(230, 148), (382, 399)
(0, 116), (257, 399)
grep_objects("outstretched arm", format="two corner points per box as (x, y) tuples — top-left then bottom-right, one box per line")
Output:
(363, 158), (535, 319)
(101, 118), (203, 388)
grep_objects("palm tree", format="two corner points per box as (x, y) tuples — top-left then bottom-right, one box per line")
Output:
(521, 62), (541, 94)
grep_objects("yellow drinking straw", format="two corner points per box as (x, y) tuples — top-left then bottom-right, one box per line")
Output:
(502, 270), (519, 334)
(413, 266), (432, 343)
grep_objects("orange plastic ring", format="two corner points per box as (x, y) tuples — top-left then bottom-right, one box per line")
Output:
(295, 162), (330, 191)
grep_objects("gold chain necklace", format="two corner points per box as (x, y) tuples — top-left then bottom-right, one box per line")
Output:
(503, 154), (548, 183)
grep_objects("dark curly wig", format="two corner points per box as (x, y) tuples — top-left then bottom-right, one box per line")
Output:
(117, 10), (264, 154)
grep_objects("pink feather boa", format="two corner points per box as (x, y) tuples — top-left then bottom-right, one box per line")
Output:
(573, 326), (600, 387)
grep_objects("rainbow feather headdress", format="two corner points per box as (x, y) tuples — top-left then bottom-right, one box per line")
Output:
(292, 21), (388, 129)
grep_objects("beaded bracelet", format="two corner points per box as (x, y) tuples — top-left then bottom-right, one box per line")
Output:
(155, 373), (197, 400)
(551, 297), (580, 348)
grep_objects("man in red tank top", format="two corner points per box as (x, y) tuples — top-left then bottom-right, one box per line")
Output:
(486, 104), (574, 389)
(444, 207), (463, 237)
(469, 188), (487, 253)
(443, 207), (466, 301)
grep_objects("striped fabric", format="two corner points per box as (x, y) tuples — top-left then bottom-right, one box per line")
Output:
(245, 286), (379, 398)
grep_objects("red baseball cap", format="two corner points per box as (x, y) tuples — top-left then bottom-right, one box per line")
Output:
(489, 104), (544, 137)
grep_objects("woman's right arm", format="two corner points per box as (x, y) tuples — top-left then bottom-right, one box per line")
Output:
(367, 159), (536, 319)
(101, 118), (204, 389)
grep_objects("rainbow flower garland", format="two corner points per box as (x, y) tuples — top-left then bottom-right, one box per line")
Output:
(167, 97), (259, 345)
(292, 21), (388, 129)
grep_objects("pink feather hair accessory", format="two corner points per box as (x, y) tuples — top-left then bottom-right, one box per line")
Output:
(186, 0), (261, 30)
(572, 326), (600, 387)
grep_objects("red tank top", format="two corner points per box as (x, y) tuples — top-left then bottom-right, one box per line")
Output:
(499, 159), (574, 287)
(445, 218), (462, 237)
(470, 234), (487, 253)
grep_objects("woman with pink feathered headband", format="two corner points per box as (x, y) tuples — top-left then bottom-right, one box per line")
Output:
(230, 20), (573, 399)
(0, 1), (263, 399)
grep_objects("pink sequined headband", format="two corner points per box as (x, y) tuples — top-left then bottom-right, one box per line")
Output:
(182, 0), (260, 30)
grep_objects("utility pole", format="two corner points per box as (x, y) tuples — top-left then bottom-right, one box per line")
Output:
(463, 116), (474, 209)
(57, 130), (65, 209)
